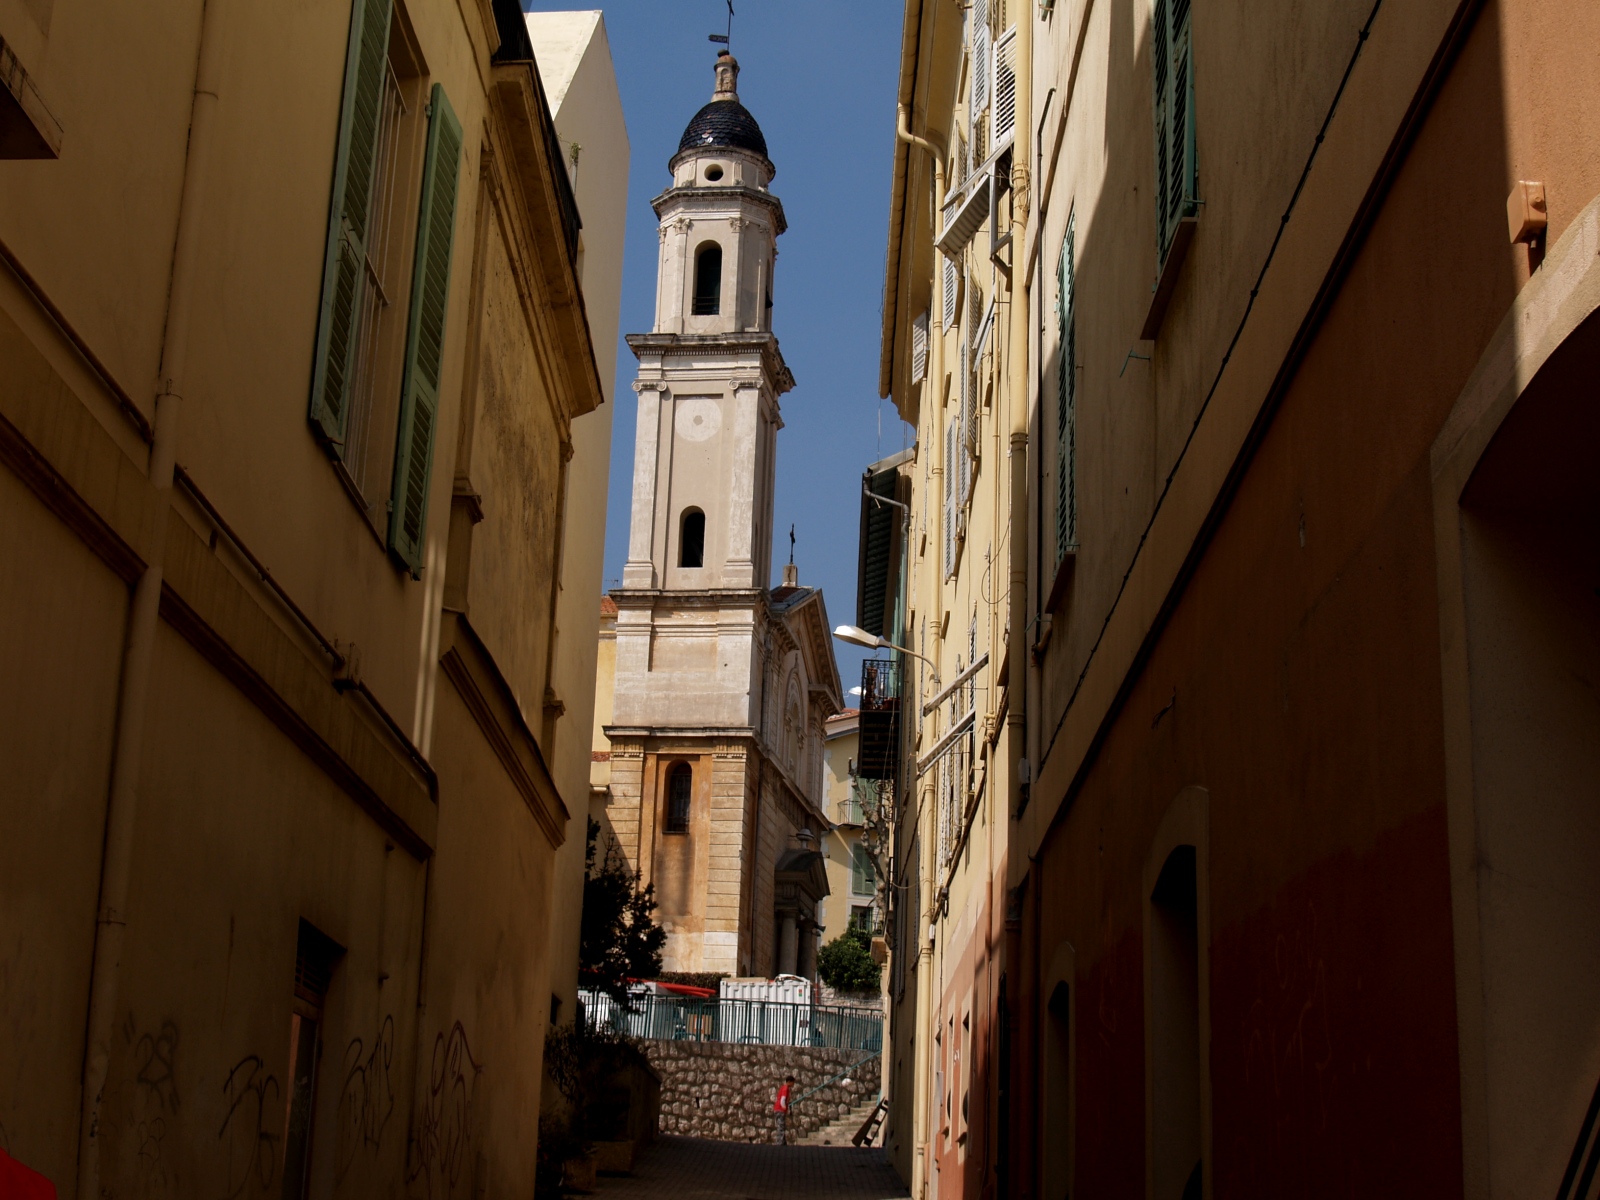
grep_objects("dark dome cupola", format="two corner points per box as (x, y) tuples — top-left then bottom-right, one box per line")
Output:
(672, 51), (774, 178)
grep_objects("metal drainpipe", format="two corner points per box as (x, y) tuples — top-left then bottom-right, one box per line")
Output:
(76, 1), (227, 1193)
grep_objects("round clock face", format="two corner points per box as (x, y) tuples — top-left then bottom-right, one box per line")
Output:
(675, 397), (722, 442)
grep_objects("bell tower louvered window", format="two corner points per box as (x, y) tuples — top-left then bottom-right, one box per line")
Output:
(1152, 0), (1197, 265)
(1056, 215), (1078, 565)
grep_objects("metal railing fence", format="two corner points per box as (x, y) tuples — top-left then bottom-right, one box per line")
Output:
(582, 992), (883, 1052)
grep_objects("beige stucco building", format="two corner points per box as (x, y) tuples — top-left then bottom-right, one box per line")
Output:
(873, 0), (1600, 1198)
(0, 0), (621, 1193)
(818, 710), (882, 950)
(524, 8), (629, 1037)
(593, 51), (843, 983)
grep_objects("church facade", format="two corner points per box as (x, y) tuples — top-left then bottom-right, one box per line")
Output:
(597, 52), (843, 980)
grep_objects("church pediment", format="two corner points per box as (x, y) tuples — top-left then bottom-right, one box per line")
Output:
(774, 848), (830, 902)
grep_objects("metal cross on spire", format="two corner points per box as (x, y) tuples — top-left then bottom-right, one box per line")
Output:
(789, 523), (795, 566)
(708, 0), (734, 51)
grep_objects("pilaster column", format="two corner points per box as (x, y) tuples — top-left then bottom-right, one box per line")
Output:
(724, 379), (761, 586)
(624, 382), (666, 588)
(779, 913), (799, 976)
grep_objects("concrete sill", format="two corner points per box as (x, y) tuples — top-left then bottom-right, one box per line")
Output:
(1139, 216), (1199, 341)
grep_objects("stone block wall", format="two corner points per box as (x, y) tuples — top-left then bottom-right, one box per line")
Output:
(642, 1039), (881, 1143)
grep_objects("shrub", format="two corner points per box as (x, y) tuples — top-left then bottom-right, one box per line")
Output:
(818, 925), (881, 993)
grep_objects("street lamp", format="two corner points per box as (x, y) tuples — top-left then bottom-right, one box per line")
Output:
(833, 625), (940, 687)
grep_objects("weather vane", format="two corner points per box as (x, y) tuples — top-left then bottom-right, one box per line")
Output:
(708, 0), (734, 51)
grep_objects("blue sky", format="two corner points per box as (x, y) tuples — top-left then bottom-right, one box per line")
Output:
(524, 0), (911, 696)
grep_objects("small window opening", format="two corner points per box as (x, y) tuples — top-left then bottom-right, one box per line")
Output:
(692, 243), (722, 315)
(666, 762), (692, 833)
(1150, 845), (1202, 1200)
(283, 921), (343, 1199)
(704, 163), (724, 181)
(680, 509), (705, 568)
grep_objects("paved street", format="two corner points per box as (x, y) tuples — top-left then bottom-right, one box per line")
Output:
(589, 1136), (910, 1199)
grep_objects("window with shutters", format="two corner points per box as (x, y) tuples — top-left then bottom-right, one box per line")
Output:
(992, 27), (1018, 149)
(310, 0), (463, 578)
(942, 255), (959, 331)
(944, 417), (957, 578)
(970, 0), (991, 131)
(309, 0), (426, 521)
(1152, 0), (1197, 265)
(1056, 215), (1078, 565)
(852, 844), (877, 895)
(911, 311), (929, 384)
(282, 922), (344, 1199)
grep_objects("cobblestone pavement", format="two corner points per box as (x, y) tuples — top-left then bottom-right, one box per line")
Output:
(588, 1135), (910, 1199)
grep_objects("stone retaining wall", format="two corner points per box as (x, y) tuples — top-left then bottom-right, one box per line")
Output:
(641, 1039), (881, 1143)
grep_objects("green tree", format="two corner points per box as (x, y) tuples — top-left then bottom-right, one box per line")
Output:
(579, 818), (666, 1009)
(817, 924), (881, 994)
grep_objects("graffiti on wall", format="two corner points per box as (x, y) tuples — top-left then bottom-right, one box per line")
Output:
(121, 1012), (182, 1196)
(337, 1014), (396, 1180)
(218, 1055), (279, 1199)
(407, 1022), (482, 1199)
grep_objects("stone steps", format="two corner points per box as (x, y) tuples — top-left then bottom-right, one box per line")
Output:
(798, 1094), (885, 1147)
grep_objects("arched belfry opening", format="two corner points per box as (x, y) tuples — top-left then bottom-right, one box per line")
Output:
(692, 243), (722, 315)
(679, 508), (705, 568)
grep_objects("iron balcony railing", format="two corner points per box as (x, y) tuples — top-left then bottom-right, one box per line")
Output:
(583, 993), (883, 1052)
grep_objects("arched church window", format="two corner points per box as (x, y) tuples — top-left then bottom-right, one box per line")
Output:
(680, 508), (705, 568)
(692, 243), (722, 315)
(666, 762), (692, 833)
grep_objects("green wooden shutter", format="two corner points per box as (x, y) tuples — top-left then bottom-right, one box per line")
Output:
(309, 0), (394, 449)
(1056, 216), (1077, 565)
(388, 84), (463, 577)
(853, 844), (876, 894)
(1152, 0), (1196, 263)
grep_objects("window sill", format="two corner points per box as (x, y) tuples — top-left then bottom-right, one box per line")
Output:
(1139, 216), (1199, 341)
(1045, 547), (1077, 615)
(0, 37), (62, 159)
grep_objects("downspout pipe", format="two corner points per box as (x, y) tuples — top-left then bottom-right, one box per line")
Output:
(77, 1), (226, 1192)
(1005, 1), (1033, 818)
(1003, 8), (1034, 1199)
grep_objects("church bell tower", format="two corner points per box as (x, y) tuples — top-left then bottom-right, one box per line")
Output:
(603, 52), (840, 980)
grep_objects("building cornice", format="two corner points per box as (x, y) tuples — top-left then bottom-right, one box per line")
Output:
(625, 332), (796, 394)
(651, 182), (787, 235)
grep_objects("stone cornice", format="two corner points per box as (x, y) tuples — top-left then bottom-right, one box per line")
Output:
(625, 332), (795, 394)
(651, 183), (787, 235)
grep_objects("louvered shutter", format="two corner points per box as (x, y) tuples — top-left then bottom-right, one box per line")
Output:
(309, 0), (395, 448)
(388, 84), (462, 577)
(1056, 217), (1077, 565)
(992, 27), (1017, 148)
(942, 256), (958, 330)
(1152, 0), (1196, 263)
(958, 342), (970, 506)
(944, 418), (956, 577)
(971, 0), (991, 121)
(911, 311), (929, 384)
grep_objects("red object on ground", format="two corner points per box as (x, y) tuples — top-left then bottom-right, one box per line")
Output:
(627, 977), (717, 999)
(0, 1148), (58, 1200)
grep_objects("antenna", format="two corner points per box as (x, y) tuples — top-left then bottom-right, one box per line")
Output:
(708, 0), (734, 49)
